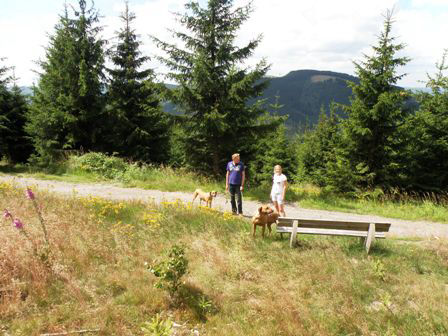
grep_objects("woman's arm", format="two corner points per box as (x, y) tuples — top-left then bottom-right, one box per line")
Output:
(282, 180), (288, 200)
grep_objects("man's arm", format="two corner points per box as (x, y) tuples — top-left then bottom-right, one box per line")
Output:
(241, 170), (245, 191)
(226, 171), (230, 191)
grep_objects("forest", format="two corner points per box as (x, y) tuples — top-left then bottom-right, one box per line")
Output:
(1, 0), (448, 194)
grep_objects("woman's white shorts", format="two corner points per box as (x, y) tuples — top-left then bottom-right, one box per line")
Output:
(271, 193), (283, 205)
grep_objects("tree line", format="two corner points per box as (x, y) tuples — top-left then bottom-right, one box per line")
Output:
(1, 1), (447, 193)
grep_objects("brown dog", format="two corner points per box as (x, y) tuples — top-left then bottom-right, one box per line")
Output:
(252, 205), (279, 237)
(192, 189), (218, 208)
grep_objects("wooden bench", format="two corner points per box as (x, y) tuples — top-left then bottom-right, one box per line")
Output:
(276, 217), (391, 253)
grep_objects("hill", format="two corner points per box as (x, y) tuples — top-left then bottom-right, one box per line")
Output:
(163, 70), (361, 126)
(261, 69), (359, 127)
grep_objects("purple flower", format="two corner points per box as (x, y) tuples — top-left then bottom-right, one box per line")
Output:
(25, 188), (35, 200)
(13, 218), (24, 229)
(3, 209), (12, 219)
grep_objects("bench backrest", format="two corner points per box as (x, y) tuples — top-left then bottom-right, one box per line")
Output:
(277, 217), (391, 232)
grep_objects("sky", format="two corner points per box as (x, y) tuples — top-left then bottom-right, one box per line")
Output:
(1, 0), (447, 87)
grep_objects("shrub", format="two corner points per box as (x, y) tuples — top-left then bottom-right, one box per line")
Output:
(69, 152), (128, 179)
(148, 244), (188, 300)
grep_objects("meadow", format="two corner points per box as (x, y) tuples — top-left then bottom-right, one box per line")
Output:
(1, 181), (448, 335)
(2, 152), (448, 224)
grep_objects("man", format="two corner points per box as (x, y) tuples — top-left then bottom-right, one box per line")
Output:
(226, 153), (245, 215)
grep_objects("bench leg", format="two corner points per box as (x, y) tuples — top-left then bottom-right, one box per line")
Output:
(290, 220), (298, 248)
(364, 223), (376, 254)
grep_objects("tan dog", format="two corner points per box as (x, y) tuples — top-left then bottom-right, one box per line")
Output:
(252, 205), (278, 238)
(192, 189), (218, 208)
(266, 209), (280, 227)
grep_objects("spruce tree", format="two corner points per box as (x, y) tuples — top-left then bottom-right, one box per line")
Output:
(0, 61), (32, 162)
(401, 51), (448, 191)
(338, 10), (410, 189)
(249, 123), (294, 186)
(106, 2), (169, 162)
(296, 104), (340, 187)
(153, 0), (282, 175)
(26, 1), (106, 161)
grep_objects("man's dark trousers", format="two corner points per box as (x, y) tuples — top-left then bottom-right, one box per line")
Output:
(229, 184), (242, 214)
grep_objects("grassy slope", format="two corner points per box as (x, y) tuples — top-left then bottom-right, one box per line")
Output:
(1, 182), (448, 335)
(2, 161), (448, 223)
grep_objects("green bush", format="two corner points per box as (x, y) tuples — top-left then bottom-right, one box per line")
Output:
(148, 244), (188, 299)
(69, 152), (128, 179)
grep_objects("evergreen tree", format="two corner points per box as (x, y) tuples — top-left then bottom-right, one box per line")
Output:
(106, 2), (169, 162)
(295, 104), (340, 187)
(401, 51), (448, 191)
(26, 1), (106, 161)
(248, 123), (295, 186)
(0, 61), (32, 162)
(337, 10), (410, 189)
(153, 0), (283, 175)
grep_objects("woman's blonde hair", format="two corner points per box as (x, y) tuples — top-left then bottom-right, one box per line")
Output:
(274, 164), (282, 172)
(232, 153), (240, 160)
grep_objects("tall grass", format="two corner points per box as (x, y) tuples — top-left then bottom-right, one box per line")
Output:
(1, 182), (448, 335)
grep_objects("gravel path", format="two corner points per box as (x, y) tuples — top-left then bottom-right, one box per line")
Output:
(2, 175), (448, 238)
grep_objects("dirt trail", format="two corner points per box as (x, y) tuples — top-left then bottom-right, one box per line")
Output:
(2, 175), (448, 238)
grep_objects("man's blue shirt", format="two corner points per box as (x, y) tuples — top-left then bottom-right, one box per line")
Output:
(227, 161), (244, 185)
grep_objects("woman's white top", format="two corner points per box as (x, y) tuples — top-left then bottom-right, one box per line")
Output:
(271, 173), (287, 195)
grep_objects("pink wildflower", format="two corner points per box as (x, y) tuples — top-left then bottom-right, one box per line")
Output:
(25, 188), (35, 200)
(13, 218), (24, 229)
(3, 209), (12, 219)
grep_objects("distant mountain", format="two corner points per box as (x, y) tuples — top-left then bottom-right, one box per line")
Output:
(260, 69), (360, 127)
(163, 70), (361, 127)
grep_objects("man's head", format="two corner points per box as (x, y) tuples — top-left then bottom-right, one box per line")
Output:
(232, 153), (240, 164)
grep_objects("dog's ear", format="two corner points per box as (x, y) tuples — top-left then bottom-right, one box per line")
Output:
(258, 206), (263, 214)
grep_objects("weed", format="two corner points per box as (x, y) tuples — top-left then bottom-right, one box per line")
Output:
(371, 258), (386, 281)
(141, 314), (173, 336)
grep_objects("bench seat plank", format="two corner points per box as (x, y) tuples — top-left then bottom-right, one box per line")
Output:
(277, 218), (391, 232)
(276, 226), (386, 238)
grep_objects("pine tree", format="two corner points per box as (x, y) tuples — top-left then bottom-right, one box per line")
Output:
(0, 61), (32, 163)
(106, 2), (169, 162)
(401, 51), (448, 191)
(153, 0), (283, 175)
(26, 1), (106, 161)
(338, 10), (410, 189)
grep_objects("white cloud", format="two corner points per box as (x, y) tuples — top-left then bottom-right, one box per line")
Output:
(1, 0), (447, 87)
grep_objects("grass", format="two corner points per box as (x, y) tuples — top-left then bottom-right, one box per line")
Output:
(2, 154), (448, 223)
(1, 181), (448, 335)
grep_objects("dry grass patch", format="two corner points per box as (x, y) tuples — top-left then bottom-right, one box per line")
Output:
(1, 182), (448, 335)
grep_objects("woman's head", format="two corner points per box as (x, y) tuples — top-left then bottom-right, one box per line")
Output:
(232, 153), (240, 163)
(274, 165), (282, 174)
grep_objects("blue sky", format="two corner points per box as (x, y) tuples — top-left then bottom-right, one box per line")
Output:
(1, 0), (447, 87)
